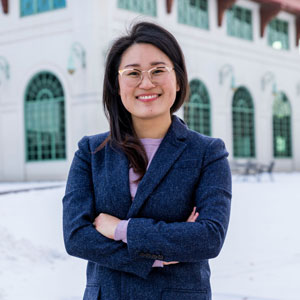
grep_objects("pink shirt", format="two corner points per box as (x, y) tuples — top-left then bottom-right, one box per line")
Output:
(114, 138), (163, 267)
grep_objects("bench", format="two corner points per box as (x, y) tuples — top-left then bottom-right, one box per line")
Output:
(230, 160), (275, 181)
(256, 161), (275, 181)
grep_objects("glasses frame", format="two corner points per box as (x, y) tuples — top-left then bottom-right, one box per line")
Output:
(118, 66), (174, 87)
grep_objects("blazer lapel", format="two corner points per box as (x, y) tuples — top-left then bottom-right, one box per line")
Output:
(126, 116), (188, 219)
(104, 144), (132, 219)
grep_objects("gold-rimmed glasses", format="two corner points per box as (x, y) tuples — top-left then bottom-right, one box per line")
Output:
(118, 66), (174, 87)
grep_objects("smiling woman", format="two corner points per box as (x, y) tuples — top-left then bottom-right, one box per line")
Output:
(62, 22), (232, 300)
(118, 43), (179, 134)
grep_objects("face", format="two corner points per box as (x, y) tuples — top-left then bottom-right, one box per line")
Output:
(118, 43), (179, 124)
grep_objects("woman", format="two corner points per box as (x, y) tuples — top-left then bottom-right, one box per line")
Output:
(63, 22), (231, 300)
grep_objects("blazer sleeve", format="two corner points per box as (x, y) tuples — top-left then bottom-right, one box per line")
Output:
(62, 136), (154, 279)
(126, 138), (232, 263)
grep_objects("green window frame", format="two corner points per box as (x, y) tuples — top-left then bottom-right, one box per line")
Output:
(232, 87), (255, 158)
(178, 0), (209, 29)
(227, 5), (253, 40)
(117, 0), (156, 16)
(24, 72), (66, 162)
(267, 18), (289, 50)
(20, 0), (66, 17)
(184, 79), (211, 136)
(273, 92), (292, 157)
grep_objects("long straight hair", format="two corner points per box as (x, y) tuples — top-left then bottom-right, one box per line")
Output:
(97, 22), (189, 181)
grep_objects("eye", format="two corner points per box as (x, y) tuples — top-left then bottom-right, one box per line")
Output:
(125, 70), (141, 78)
(151, 67), (167, 76)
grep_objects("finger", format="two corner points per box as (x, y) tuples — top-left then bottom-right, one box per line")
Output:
(187, 207), (195, 221)
(189, 212), (198, 223)
(187, 207), (197, 222)
(192, 212), (199, 222)
(163, 261), (179, 265)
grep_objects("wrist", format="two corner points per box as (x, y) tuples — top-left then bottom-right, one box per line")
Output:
(114, 219), (129, 243)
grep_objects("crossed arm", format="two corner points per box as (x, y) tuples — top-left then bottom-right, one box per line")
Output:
(93, 206), (199, 266)
(63, 136), (231, 279)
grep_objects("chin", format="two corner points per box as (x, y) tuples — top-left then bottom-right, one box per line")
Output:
(136, 111), (169, 121)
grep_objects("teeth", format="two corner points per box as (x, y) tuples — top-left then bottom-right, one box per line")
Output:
(138, 95), (157, 100)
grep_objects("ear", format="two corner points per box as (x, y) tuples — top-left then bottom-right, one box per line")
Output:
(176, 82), (180, 92)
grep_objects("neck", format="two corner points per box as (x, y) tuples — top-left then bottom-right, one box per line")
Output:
(132, 115), (172, 139)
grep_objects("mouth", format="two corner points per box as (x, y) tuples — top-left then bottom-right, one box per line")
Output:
(136, 94), (161, 102)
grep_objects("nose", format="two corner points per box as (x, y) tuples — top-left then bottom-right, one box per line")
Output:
(138, 73), (156, 89)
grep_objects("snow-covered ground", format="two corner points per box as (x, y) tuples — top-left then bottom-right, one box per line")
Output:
(0, 173), (299, 300)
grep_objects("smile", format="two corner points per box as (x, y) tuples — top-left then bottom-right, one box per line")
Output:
(136, 94), (161, 102)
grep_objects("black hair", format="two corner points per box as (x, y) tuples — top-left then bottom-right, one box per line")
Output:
(98, 22), (189, 181)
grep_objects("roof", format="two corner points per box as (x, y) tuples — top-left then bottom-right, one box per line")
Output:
(251, 0), (300, 16)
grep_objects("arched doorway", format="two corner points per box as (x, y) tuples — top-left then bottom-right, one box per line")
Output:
(232, 87), (255, 158)
(273, 92), (292, 157)
(184, 79), (211, 136)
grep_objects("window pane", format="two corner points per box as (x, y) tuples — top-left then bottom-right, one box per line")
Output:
(268, 19), (289, 50)
(53, 0), (66, 9)
(227, 5), (253, 40)
(178, 0), (209, 29)
(184, 79), (211, 136)
(232, 87), (255, 158)
(273, 92), (292, 157)
(21, 0), (66, 16)
(37, 0), (50, 12)
(118, 0), (157, 16)
(25, 72), (66, 162)
(21, 0), (35, 16)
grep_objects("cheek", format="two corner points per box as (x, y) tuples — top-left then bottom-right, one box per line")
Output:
(166, 81), (179, 99)
(170, 75), (180, 93)
(119, 84), (132, 107)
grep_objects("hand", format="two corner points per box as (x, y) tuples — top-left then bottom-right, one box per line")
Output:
(93, 213), (121, 240)
(186, 206), (199, 222)
(163, 261), (180, 265)
(163, 206), (199, 265)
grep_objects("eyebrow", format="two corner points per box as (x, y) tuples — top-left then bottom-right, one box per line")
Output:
(124, 61), (166, 68)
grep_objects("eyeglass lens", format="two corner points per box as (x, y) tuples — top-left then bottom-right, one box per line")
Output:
(122, 66), (171, 86)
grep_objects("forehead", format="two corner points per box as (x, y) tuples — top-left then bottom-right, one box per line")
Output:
(120, 43), (173, 68)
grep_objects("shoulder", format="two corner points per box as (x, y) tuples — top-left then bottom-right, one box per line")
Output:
(77, 132), (110, 152)
(186, 129), (218, 146)
(183, 129), (229, 164)
(182, 124), (226, 152)
(171, 116), (228, 158)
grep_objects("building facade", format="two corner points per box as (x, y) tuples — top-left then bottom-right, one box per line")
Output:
(0, 0), (300, 181)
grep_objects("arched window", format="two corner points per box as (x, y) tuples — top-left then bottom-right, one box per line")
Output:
(232, 87), (255, 157)
(184, 79), (211, 136)
(24, 72), (66, 161)
(273, 92), (292, 157)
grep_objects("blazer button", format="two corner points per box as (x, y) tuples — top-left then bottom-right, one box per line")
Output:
(145, 253), (152, 259)
(151, 255), (158, 259)
(139, 252), (146, 257)
(157, 255), (164, 260)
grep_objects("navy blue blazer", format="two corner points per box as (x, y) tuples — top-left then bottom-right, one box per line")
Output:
(63, 116), (232, 300)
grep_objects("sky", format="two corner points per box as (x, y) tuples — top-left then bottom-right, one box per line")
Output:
(0, 173), (299, 300)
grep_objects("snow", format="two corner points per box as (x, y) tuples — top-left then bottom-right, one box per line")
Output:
(211, 173), (300, 300)
(0, 186), (86, 300)
(0, 173), (299, 300)
(0, 181), (65, 195)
